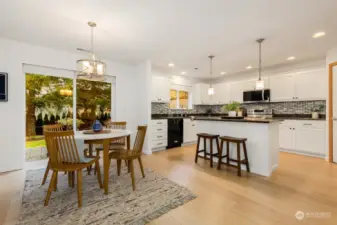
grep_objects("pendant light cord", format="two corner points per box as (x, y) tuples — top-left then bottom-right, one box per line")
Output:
(257, 38), (264, 81)
(258, 41), (261, 81)
(209, 55), (214, 87)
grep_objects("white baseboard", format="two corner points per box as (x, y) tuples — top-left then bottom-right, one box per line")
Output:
(279, 148), (326, 159)
(272, 164), (278, 171)
(182, 141), (197, 146)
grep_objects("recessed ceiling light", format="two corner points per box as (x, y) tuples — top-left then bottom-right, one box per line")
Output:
(287, 56), (296, 60)
(168, 63), (175, 68)
(181, 71), (186, 75)
(312, 32), (326, 38)
(246, 66), (252, 69)
(220, 72), (227, 75)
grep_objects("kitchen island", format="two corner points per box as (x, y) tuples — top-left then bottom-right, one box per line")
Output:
(195, 117), (280, 177)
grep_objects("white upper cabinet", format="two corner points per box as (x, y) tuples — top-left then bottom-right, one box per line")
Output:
(229, 82), (244, 103)
(151, 76), (170, 102)
(269, 74), (295, 101)
(294, 68), (327, 100)
(193, 83), (212, 105)
(212, 83), (230, 104)
(270, 68), (327, 102)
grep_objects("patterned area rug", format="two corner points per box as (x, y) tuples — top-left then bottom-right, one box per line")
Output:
(17, 166), (196, 225)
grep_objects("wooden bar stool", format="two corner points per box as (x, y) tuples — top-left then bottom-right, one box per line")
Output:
(218, 136), (250, 176)
(195, 133), (220, 168)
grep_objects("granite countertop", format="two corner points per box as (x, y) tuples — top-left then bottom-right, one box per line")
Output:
(151, 114), (326, 121)
(193, 117), (277, 123)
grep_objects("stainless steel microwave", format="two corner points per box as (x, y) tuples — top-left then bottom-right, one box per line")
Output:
(243, 89), (270, 103)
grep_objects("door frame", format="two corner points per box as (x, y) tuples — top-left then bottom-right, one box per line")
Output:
(328, 62), (337, 162)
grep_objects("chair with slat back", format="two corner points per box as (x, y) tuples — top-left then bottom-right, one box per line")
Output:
(88, 121), (127, 156)
(44, 130), (103, 207)
(41, 124), (63, 186)
(87, 121), (128, 175)
(109, 125), (147, 191)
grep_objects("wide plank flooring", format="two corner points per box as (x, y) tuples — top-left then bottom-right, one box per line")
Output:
(1, 145), (337, 225)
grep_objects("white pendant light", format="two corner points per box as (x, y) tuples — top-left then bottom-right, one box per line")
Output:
(208, 55), (215, 96)
(255, 38), (265, 90)
(76, 22), (106, 81)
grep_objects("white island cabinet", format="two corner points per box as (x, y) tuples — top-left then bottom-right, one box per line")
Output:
(183, 118), (197, 144)
(195, 119), (280, 177)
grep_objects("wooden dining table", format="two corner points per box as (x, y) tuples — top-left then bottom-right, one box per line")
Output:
(75, 129), (132, 194)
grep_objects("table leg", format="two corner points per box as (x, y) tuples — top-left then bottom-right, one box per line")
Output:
(103, 139), (110, 194)
(88, 143), (94, 174)
(127, 135), (131, 149)
(88, 143), (93, 156)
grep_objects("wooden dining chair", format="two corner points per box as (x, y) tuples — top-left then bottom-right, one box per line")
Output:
(84, 121), (128, 175)
(41, 124), (63, 186)
(109, 125), (147, 191)
(44, 130), (103, 207)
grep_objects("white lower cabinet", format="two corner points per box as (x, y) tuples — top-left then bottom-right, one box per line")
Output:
(279, 124), (295, 149)
(183, 119), (197, 144)
(151, 119), (167, 151)
(278, 120), (326, 158)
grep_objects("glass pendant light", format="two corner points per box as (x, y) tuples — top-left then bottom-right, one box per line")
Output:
(208, 55), (215, 96)
(76, 22), (106, 81)
(255, 38), (265, 90)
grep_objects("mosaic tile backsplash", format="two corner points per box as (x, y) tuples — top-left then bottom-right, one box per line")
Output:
(152, 100), (326, 115)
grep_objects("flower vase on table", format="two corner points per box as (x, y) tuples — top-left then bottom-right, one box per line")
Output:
(92, 120), (103, 132)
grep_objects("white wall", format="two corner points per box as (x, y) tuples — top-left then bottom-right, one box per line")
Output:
(0, 38), (148, 172)
(135, 61), (152, 154)
(327, 47), (337, 64)
(326, 47), (337, 162)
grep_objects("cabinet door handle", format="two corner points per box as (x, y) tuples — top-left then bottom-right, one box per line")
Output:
(157, 136), (162, 138)
(157, 129), (163, 131)
(192, 124), (195, 126)
(157, 122), (162, 124)
(157, 142), (163, 145)
(303, 124), (312, 126)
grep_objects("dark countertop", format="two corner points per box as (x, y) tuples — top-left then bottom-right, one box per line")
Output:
(273, 114), (326, 121)
(194, 117), (277, 123)
(151, 114), (326, 121)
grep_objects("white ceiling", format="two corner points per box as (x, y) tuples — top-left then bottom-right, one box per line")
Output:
(1, 0), (337, 78)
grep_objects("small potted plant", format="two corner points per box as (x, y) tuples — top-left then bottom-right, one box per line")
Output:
(311, 105), (324, 119)
(223, 101), (240, 117)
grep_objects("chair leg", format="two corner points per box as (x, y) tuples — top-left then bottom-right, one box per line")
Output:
(77, 170), (83, 208)
(68, 172), (72, 187)
(226, 141), (230, 166)
(41, 160), (50, 185)
(237, 143), (241, 177)
(210, 138), (214, 168)
(44, 171), (57, 206)
(195, 136), (201, 163)
(128, 160), (131, 173)
(53, 171), (58, 191)
(117, 160), (122, 176)
(203, 138), (207, 159)
(243, 141), (250, 173)
(95, 161), (103, 188)
(129, 160), (136, 191)
(94, 150), (100, 176)
(217, 139), (223, 170)
(71, 171), (75, 188)
(138, 157), (145, 178)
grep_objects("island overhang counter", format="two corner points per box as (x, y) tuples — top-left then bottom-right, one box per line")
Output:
(194, 117), (280, 177)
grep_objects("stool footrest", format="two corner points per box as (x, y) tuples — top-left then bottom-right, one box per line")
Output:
(229, 158), (248, 164)
(196, 150), (219, 158)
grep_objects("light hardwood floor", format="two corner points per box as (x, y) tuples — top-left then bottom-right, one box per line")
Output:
(1, 145), (337, 225)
